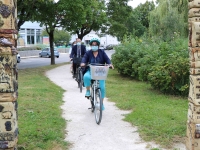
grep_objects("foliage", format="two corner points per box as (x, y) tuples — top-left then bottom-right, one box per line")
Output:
(112, 36), (189, 96)
(149, 0), (188, 41)
(17, 0), (43, 29)
(106, 0), (132, 41)
(62, 0), (107, 40)
(42, 29), (71, 46)
(17, 46), (41, 51)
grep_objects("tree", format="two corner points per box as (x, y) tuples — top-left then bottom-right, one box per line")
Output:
(27, 0), (85, 65)
(134, 1), (155, 29)
(149, 0), (188, 41)
(124, 1), (155, 38)
(17, 0), (42, 30)
(106, 0), (132, 41)
(62, 0), (107, 40)
(41, 29), (71, 46)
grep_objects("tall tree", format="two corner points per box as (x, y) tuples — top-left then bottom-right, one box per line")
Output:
(106, 0), (132, 41)
(62, 0), (107, 40)
(41, 29), (71, 46)
(149, 0), (188, 41)
(17, 0), (42, 30)
(28, 0), (84, 65)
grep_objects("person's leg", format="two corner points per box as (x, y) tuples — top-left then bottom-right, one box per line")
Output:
(83, 70), (91, 96)
(73, 63), (77, 78)
(99, 80), (106, 110)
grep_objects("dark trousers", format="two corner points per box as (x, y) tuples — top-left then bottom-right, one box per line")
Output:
(73, 63), (79, 76)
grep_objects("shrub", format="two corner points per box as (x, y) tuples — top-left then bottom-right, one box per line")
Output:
(111, 37), (189, 96)
(17, 46), (42, 51)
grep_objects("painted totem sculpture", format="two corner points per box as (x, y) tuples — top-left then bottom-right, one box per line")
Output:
(187, 0), (200, 149)
(0, 0), (18, 149)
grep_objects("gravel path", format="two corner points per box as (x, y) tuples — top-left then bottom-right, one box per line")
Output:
(46, 64), (186, 150)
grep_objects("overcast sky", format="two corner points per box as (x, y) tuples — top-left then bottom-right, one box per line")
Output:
(128, 0), (156, 8)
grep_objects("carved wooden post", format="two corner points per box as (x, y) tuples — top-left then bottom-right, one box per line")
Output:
(0, 0), (18, 149)
(187, 0), (200, 149)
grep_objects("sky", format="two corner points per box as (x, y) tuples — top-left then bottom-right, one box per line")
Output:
(128, 0), (156, 8)
(54, 0), (156, 9)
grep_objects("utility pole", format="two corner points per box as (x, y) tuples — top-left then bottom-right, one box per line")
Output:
(187, 0), (200, 150)
(0, 0), (18, 149)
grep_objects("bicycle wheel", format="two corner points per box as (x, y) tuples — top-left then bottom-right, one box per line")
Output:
(90, 86), (95, 112)
(94, 89), (102, 124)
(79, 70), (83, 93)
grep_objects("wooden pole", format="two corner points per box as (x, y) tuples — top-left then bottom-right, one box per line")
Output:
(0, 0), (18, 149)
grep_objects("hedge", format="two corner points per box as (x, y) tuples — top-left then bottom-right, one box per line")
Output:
(112, 37), (189, 96)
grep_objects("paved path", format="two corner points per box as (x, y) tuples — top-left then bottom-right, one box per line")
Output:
(46, 64), (186, 150)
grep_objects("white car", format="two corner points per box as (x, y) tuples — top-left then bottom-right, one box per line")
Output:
(17, 53), (21, 63)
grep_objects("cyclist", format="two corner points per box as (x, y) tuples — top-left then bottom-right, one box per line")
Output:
(70, 38), (86, 78)
(80, 38), (114, 110)
(69, 41), (76, 73)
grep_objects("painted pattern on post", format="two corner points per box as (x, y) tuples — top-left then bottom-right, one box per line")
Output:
(187, 0), (200, 150)
(0, 0), (18, 149)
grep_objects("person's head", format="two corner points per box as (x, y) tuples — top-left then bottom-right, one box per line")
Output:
(76, 38), (82, 46)
(72, 41), (76, 46)
(89, 38), (100, 51)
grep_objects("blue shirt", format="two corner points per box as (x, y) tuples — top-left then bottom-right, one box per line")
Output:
(81, 49), (111, 65)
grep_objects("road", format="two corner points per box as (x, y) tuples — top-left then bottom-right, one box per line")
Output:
(17, 50), (115, 69)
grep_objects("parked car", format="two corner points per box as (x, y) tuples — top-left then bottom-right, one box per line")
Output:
(105, 44), (115, 50)
(17, 53), (21, 63)
(39, 47), (60, 58)
(99, 45), (105, 51)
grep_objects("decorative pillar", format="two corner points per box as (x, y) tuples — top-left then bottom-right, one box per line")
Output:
(0, 0), (18, 149)
(187, 0), (200, 149)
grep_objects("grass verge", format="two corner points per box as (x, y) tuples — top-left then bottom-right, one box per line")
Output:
(17, 63), (68, 150)
(106, 70), (188, 148)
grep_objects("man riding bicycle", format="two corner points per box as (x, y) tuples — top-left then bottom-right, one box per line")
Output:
(81, 38), (114, 110)
(70, 38), (86, 78)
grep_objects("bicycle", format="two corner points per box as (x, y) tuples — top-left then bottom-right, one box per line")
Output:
(75, 66), (83, 93)
(86, 64), (110, 125)
(71, 58), (83, 93)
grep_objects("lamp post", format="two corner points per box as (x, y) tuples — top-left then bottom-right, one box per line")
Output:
(0, 0), (18, 149)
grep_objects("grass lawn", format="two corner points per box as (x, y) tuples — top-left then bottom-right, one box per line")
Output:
(17, 63), (68, 150)
(106, 69), (188, 148)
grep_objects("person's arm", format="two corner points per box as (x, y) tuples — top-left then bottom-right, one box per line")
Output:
(70, 46), (75, 59)
(102, 50), (111, 64)
(81, 51), (89, 66)
(102, 50), (114, 69)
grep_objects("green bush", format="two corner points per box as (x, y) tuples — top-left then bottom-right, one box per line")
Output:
(112, 37), (189, 96)
(17, 46), (42, 51)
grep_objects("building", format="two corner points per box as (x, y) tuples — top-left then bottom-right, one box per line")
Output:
(70, 30), (120, 47)
(18, 22), (120, 47)
(18, 21), (43, 46)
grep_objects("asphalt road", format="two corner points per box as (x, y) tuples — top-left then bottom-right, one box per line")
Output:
(17, 50), (115, 69)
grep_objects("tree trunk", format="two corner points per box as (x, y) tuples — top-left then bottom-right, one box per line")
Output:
(49, 30), (55, 65)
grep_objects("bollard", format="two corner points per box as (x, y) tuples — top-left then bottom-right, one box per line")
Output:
(0, 0), (18, 149)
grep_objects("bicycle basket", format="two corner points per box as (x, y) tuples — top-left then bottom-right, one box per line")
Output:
(90, 65), (109, 80)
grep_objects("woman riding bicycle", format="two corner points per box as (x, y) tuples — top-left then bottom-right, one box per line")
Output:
(81, 38), (114, 110)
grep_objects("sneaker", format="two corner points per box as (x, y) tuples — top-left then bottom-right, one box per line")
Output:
(102, 104), (105, 111)
(85, 90), (90, 97)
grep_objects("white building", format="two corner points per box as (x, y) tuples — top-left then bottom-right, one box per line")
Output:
(70, 30), (120, 47)
(19, 22), (120, 47)
(18, 22), (43, 46)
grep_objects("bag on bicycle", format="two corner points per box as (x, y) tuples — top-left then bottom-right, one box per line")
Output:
(73, 57), (82, 64)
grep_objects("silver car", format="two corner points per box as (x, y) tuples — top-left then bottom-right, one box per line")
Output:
(39, 47), (60, 58)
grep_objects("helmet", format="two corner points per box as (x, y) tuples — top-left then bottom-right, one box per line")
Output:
(89, 38), (100, 46)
